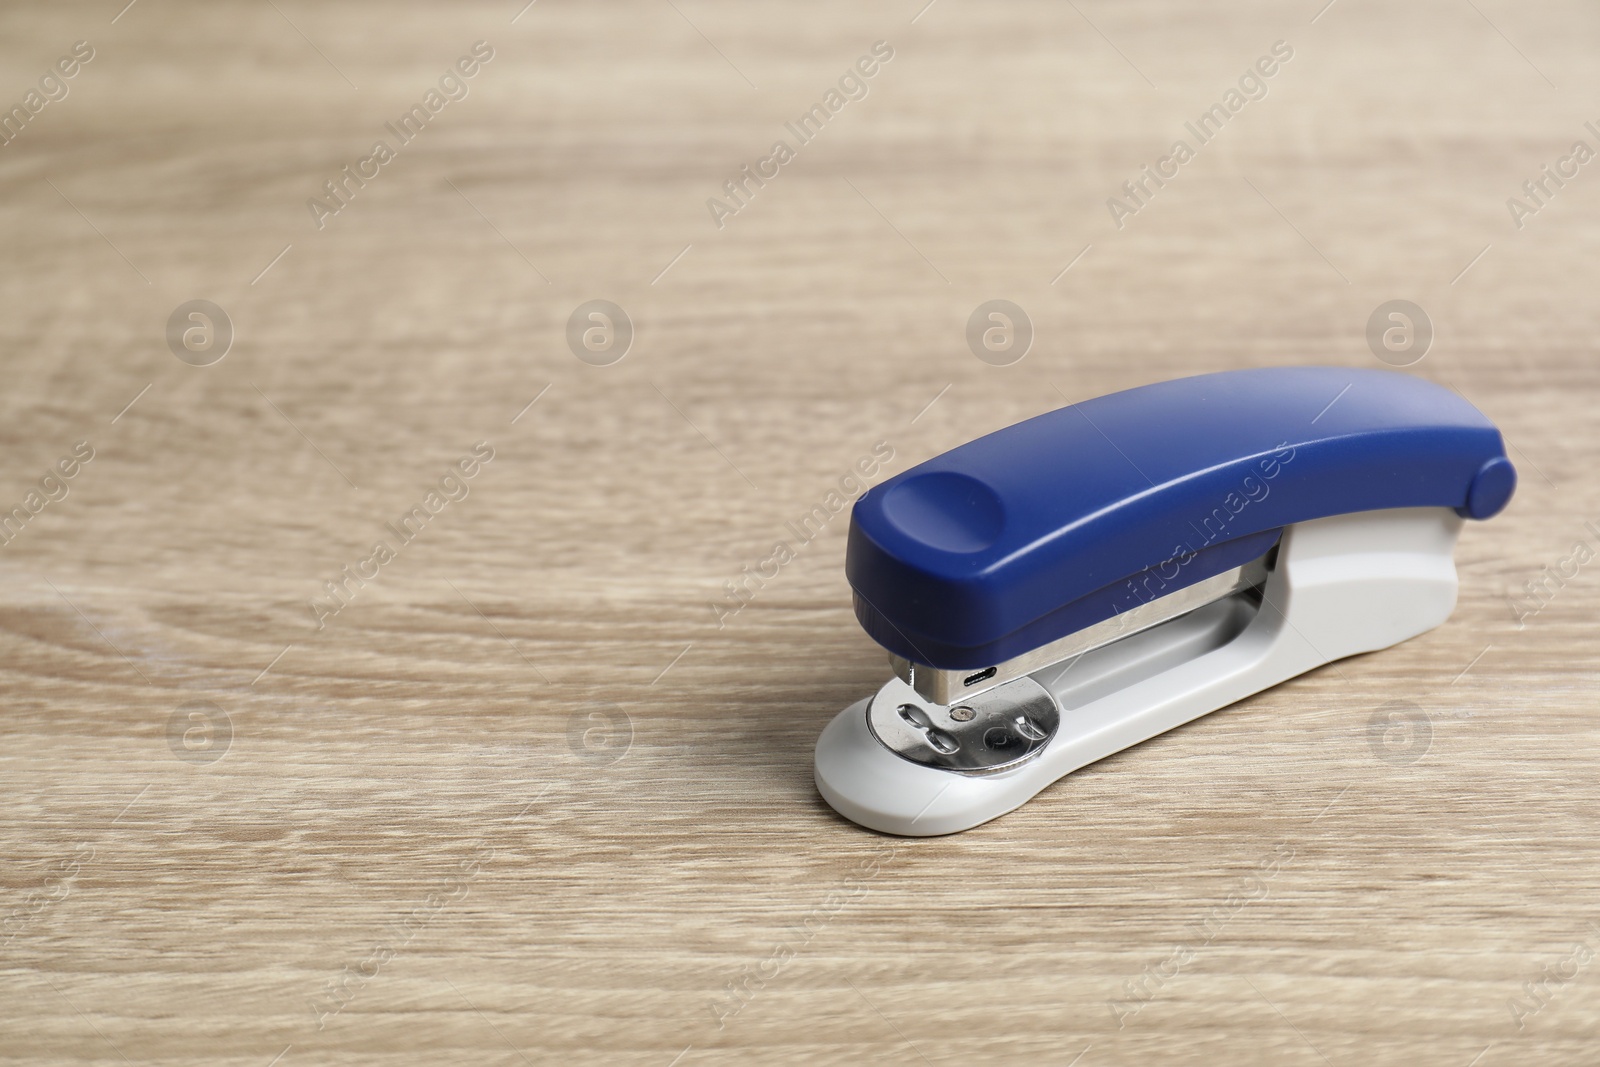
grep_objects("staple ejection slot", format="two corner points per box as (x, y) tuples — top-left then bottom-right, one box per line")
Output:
(962, 666), (998, 688)
(891, 553), (1273, 705)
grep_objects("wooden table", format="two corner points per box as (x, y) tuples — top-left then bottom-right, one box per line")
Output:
(2, 1), (1596, 1063)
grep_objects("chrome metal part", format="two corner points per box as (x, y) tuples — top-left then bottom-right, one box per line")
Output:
(892, 555), (1270, 705)
(866, 676), (1060, 775)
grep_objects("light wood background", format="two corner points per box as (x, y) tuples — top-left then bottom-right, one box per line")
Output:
(1, 1), (1597, 1064)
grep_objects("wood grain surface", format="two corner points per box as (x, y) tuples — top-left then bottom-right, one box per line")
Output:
(1, 1), (1597, 1064)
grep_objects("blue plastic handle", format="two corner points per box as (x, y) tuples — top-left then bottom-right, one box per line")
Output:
(847, 367), (1515, 670)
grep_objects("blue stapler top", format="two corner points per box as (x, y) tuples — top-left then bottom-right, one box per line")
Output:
(847, 367), (1515, 670)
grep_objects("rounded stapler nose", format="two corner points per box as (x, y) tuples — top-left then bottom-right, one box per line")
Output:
(815, 367), (1515, 836)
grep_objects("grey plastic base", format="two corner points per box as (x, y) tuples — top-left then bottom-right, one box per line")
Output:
(815, 507), (1464, 836)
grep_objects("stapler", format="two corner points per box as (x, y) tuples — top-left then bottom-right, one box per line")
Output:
(814, 367), (1515, 835)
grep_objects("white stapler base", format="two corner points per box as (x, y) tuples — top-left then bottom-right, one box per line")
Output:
(815, 507), (1464, 836)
